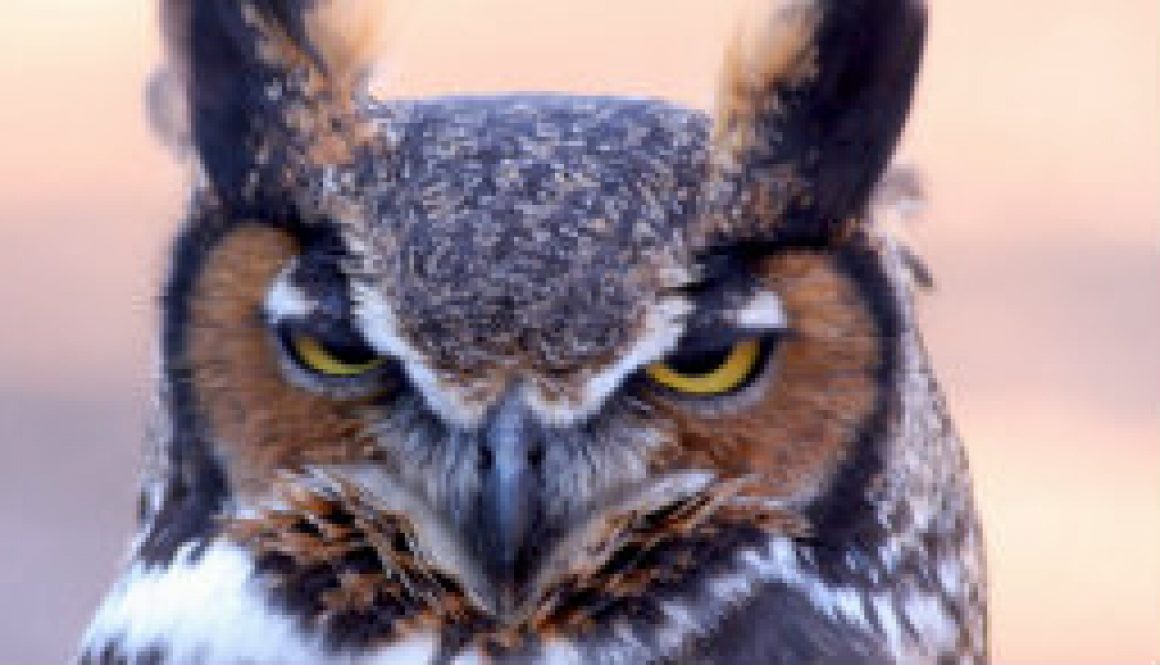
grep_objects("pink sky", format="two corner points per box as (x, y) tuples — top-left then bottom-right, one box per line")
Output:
(1, 1), (1157, 662)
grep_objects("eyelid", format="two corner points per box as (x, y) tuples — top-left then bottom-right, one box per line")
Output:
(666, 327), (777, 358)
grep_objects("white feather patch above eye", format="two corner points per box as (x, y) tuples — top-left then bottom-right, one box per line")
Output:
(351, 282), (496, 427)
(729, 290), (789, 331)
(264, 261), (315, 322)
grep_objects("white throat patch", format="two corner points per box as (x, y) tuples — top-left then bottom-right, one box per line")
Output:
(78, 540), (438, 665)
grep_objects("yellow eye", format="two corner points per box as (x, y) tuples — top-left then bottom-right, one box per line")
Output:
(290, 334), (385, 377)
(645, 338), (764, 395)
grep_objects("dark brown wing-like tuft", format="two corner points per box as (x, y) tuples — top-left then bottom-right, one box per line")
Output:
(159, 0), (387, 213)
(703, 0), (927, 247)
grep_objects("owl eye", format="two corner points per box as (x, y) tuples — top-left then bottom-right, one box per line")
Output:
(288, 333), (386, 377)
(646, 337), (768, 396)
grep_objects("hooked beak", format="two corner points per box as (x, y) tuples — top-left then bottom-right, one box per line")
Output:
(472, 397), (547, 619)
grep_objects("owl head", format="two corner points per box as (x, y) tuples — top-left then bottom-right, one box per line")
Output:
(92, 0), (984, 662)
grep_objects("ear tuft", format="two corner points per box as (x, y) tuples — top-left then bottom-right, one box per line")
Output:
(301, 0), (389, 93)
(714, 0), (823, 159)
(705, 0), (927, 247)
(158, 0), (390, 213)
(238, 0), (389, 98)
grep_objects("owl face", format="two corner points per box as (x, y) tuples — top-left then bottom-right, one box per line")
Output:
(166, 94), (899, 607)
(83, 1), (987, 663)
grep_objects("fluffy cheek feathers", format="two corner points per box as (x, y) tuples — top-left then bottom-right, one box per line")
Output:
(652, 251), (883, 503)
(187, 225), (378, 496)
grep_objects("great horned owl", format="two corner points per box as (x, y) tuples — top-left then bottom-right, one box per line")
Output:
(79, 0), (987, 663)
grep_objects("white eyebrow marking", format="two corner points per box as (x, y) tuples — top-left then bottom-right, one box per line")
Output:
(263, 261), (314, 321)
(351, 282), (493, 428)
(729, 290), (788, 330)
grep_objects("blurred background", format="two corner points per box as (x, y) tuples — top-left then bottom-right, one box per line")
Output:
(0, 0), (1156, 662)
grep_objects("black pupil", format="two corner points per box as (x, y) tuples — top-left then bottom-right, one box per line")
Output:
(664, 345), (736, 376)
(316, 336), (379, 366)
(282, 323), (379, 368)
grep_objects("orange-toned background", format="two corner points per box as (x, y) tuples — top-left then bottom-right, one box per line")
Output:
(1, 1), (1157, 662)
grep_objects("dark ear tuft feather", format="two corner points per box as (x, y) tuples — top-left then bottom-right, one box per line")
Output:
(160, 0), (386, 214)
(705, 0), (927, 246)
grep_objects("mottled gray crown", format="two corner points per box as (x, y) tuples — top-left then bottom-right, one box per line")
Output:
(357, 96), (711, 375)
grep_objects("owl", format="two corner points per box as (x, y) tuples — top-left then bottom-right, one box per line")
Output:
(78, 0), (986, 663)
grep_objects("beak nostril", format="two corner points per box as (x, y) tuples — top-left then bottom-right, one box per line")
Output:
(527, 443), (545, 469)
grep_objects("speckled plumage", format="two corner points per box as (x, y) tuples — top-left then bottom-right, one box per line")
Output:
(79, 1), (986, 663)
(355, 96), (707, 385)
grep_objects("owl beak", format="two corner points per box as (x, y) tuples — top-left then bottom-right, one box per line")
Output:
(472, 397), (546, 619)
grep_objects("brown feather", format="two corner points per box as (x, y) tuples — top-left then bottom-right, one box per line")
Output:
(650, 250), (883, 504)
(186, 225), (382, 497)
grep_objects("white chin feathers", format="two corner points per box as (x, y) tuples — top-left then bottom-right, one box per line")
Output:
(78, 540), (438, 665)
